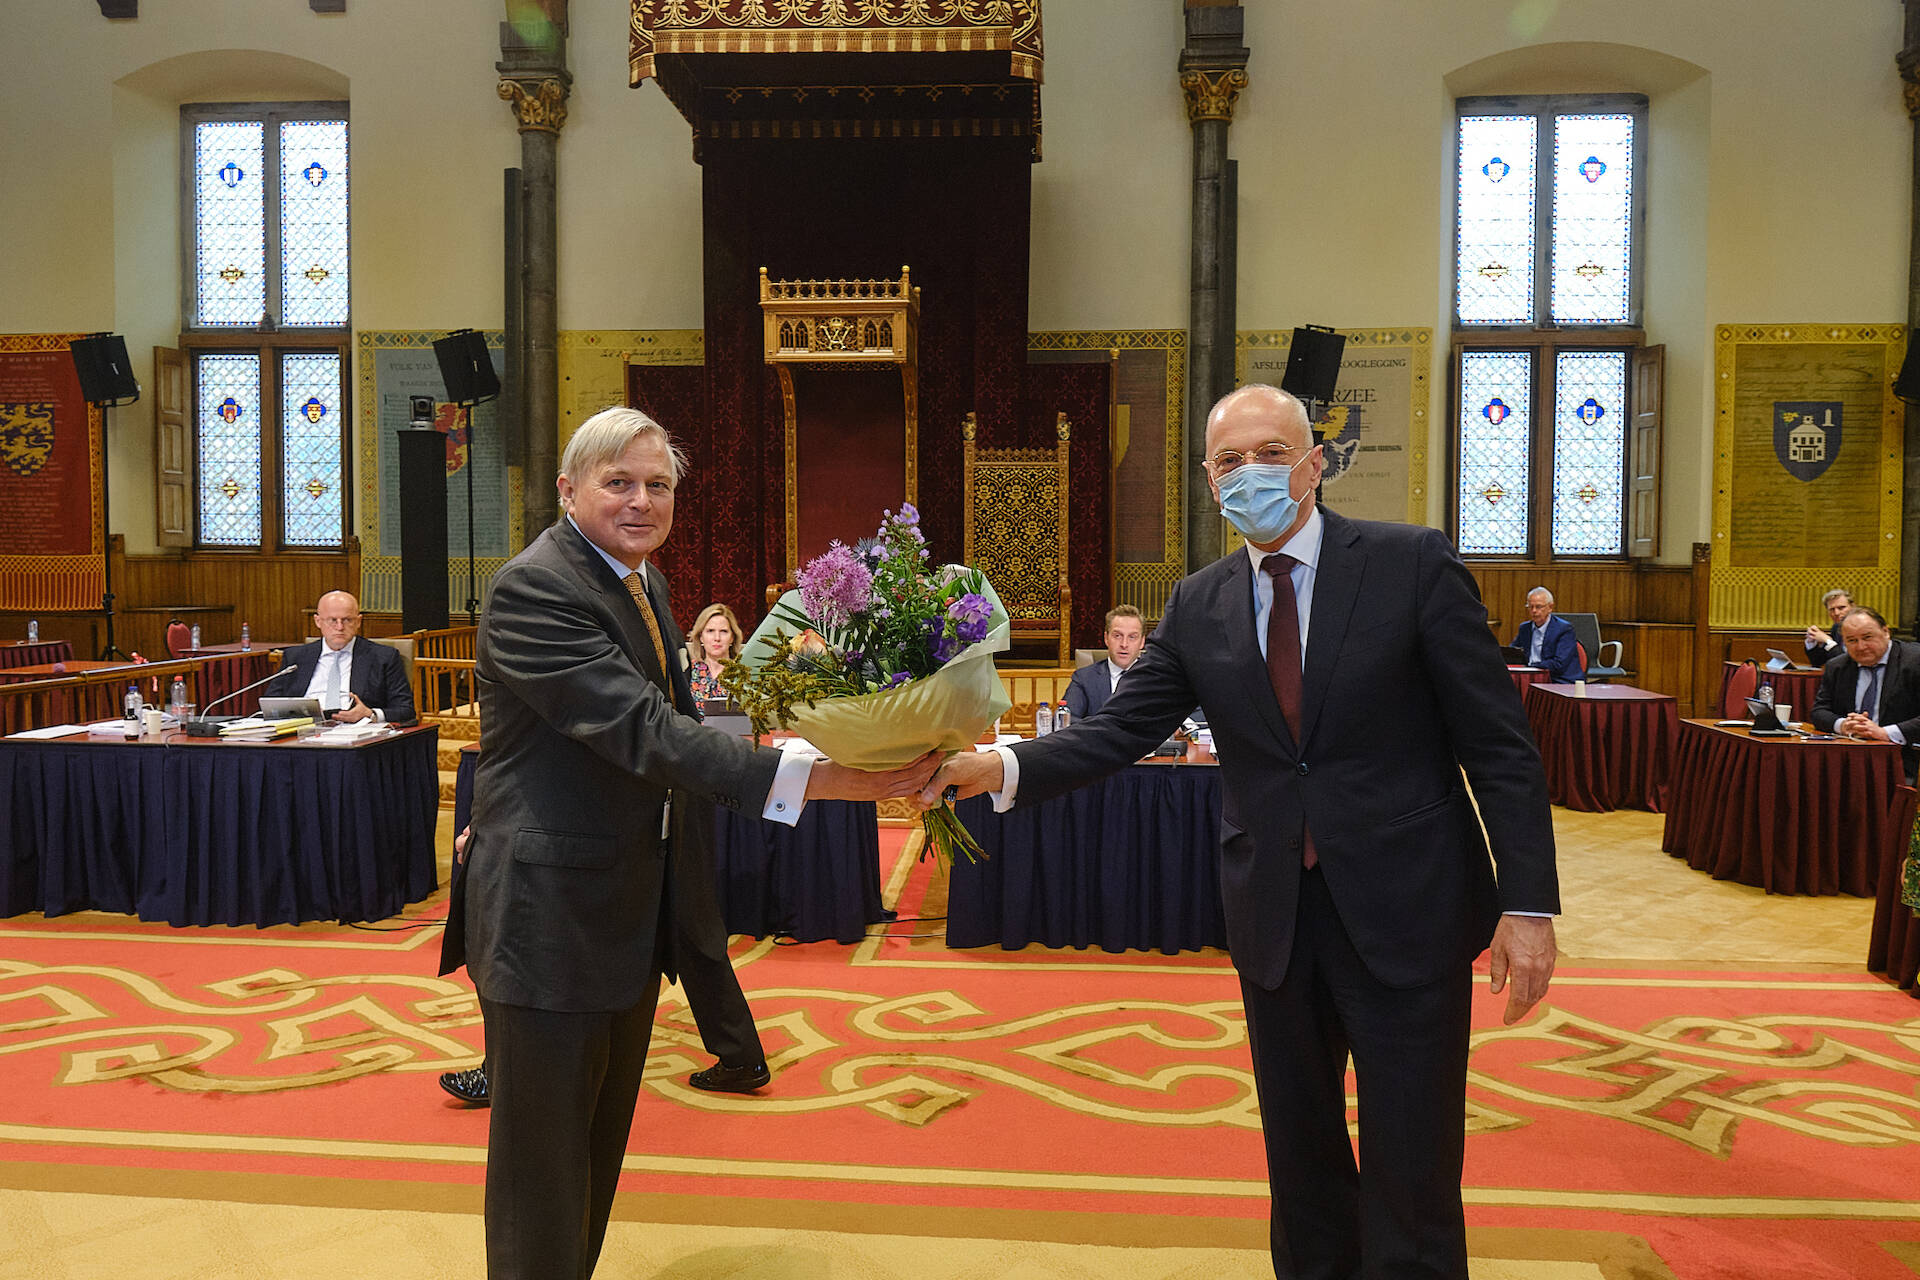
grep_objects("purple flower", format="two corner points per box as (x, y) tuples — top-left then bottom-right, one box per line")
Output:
(931, 635), (961, 664)
(947, 592), (992, 626)
(797, 541), (873, 630)
(898, 503), (920, 526)
(955, 617), (988, 645)
(883, 670), (913, 690)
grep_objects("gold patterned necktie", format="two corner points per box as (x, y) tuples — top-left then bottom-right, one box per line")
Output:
(622, 570), (673, 696)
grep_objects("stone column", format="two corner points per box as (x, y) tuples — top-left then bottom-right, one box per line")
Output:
(1179, 3), (1248, 572)
(498, 16), (570, 545)
(1898, 5), (1920, 629)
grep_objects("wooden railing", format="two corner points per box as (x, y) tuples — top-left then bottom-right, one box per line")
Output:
(997, 666), (1078, 738)
(0, 656), (219, 735)
(414, 656), (480, 720)
(414, 625), (477, 661)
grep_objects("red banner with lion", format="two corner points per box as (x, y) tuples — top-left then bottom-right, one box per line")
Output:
(0, 334), (104, 610)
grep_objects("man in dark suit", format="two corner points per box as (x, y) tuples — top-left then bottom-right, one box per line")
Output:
(1062, 604), (1146, 720)
(1804, 588), (1852, 664)
(1811, 606), (1920, 777)
(925, 384), (1559, 1280)
(1509, 587), (1583, 683)
(438, 407), (937, 1279)
(261, 590), (414, 723)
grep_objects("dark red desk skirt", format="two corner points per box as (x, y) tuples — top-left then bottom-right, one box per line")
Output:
(1662, 720), (1902, 896)
(1524, 684), (1677, 812)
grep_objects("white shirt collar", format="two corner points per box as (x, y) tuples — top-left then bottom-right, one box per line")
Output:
(568, 512), (648, 582)
(1240, 504), (1325, 575)
(1106, 658), (1128, 686)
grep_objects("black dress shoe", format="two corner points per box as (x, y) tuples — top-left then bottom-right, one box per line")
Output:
(688, 1061), (770, 1093)
(439, 1066), (490, 1106)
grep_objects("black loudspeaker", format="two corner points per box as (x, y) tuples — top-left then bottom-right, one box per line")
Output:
(69, 334), (140, 405)
(397, 429), (451, 632)
(1279, 325), (1346, 406)
(433, 329), (500, 405)
(1895, 339), (1920, 405)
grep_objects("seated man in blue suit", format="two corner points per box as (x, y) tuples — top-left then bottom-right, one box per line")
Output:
(263, 590), (414, 723)
(1510, 587), (1583, 684)
(1063, 604), (1146, 720)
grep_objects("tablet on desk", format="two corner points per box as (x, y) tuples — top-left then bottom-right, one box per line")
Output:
(258, 696), (327, 720)
(1763, 648), (1811, 672)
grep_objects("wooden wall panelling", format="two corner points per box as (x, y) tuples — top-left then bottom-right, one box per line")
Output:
(117, 536), (361, 651)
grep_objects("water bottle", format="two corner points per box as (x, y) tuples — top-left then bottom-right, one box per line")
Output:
(124, 682), (142, 720)
(1053, 702), (1071, 732)
(1034, 701), (1053, 737)
(189, 624), (201, 649)
(169, 676), (187, 712)
(240, 623), (251, 650)
(26, 619), (37, 644)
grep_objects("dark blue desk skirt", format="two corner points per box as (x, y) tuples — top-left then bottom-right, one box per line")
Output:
(452, 748), (883, 945)
(947, 761), (1228, 954)
(0, 729), (440, 927)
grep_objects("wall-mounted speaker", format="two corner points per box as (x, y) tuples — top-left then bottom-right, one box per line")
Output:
(1279, 325), (1346, 407)
(69, 334), (140, 406)
(1895, 338), (1920, 405)
(433, 329), (500, 405)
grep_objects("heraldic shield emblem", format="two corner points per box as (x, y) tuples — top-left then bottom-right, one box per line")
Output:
(1774, 401), (1841, 482)
(0, 402), (56, 477)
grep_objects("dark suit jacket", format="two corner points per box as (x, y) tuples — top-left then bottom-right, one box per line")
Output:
(1511, 615), (1583, 683)
(1062, 661), (1116, 720)
(1811, 639), (1920, 773)
(1805, 621), (1843, 664)
(1012, 509), (1558, 991)
(438, 519), (782, 1012)
(263, 635), (414, 723)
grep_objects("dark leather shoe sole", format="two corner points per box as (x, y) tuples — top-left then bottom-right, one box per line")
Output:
(439, 1067), (489, 1106)
(688, 1062), (771, 1093)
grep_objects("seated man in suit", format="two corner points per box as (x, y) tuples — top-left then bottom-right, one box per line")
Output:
(1063, 604), (1147, 720)
(1811, 606), (1920, 776)
(263, 590), (414, 724)
(1804, 588), (1852, 664)
(1509, 587), (1583, 684)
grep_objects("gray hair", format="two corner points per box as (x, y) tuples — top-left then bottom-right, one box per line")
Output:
(559, 406), (689, 491)
(1822, 588), (1852, 608)
(1527, 586), (1555, 606)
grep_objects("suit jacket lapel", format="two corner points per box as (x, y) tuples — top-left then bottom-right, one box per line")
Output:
(642, 563), (696, 714)
(1299, 511), (1363, 747)
(1222, 549), (1296, 750)
(552, 520), (661, 687)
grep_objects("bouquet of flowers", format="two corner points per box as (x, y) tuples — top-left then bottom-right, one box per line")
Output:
(722, 504), (1010, 866)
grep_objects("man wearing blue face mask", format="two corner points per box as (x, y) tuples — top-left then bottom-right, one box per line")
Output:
(923, 383), (1559, 1280)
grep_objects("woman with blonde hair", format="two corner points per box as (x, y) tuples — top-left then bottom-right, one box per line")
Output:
(686, 601), (744, 704)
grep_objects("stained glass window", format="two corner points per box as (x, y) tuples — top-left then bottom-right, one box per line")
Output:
(280, 352), (344, 547)
(195, 354), (263, 546)
(1455, 115), (1537, 325)
(1551, 115), (1635, 325)
(1550, 350), (1628, 555)
(193, 122), (266, 327)
(1456, 351), (1533, 555)
(279, 121), (349, 327)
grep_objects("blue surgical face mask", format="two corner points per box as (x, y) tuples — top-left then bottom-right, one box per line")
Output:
(1215, 462), (1301, 545)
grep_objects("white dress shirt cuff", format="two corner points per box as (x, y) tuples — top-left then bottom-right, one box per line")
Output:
(1504, 910), (1555, 918)
(987, 744), (1020, 812)
(1889, 725), (1907, 748)
(763, 750), (812, 826)
(370, 707), (386, 723)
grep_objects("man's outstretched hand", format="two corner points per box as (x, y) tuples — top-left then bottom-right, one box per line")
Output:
(915, 749), (1005, 809)
(1487, 914), (1556, 1025)
(804, 750), (943, 803)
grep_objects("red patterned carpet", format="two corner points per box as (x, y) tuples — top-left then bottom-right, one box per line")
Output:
(3, 833), (1920, 1278)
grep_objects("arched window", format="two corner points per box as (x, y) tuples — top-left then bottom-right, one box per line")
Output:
(181, 101), (349, 549)
(1451, 93), (1656, 560)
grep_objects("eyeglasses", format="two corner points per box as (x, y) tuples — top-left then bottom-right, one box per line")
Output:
(1205, 442), (1312, 475)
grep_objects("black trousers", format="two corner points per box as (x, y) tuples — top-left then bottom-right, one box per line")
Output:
(669, 839), (764, 1067)
(1239, 867), (1474, 1280)
(479, 990), (660, 1280)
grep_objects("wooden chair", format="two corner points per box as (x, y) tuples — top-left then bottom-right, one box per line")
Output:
(962, 411), (1071, 665)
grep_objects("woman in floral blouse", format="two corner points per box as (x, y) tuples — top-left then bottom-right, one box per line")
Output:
(685, 601), (744, 706)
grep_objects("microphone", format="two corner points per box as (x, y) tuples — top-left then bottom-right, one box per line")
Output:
(183, 665), (286, 737)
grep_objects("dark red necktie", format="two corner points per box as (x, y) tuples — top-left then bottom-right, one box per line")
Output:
(1262, 553), (1316, 868)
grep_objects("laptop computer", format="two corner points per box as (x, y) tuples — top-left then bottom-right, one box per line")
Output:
(1763, 648), (1811, 672)
(258, 696), (328, 721)
(1500, 645), (1528, 665)
(699, 698), (753, 736)
(1744, 696), (1798, 736)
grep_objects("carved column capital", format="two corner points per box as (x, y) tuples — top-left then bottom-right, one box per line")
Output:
(498, 76), (571, 133)
(1179, 67), (1248, 124)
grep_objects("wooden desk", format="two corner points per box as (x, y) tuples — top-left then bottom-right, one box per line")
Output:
(1508, 665), (1551, 698)
(0, 641), (73, 670)
(1524, 683), (1678, 812)
(1661, 719), (1903, 896)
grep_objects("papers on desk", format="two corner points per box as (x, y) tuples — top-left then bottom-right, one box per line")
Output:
(86, 719), (141, 738)
(7, 724), (87, 740)
(219, 716), (314, 739)
(307, 721), (394, 744)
